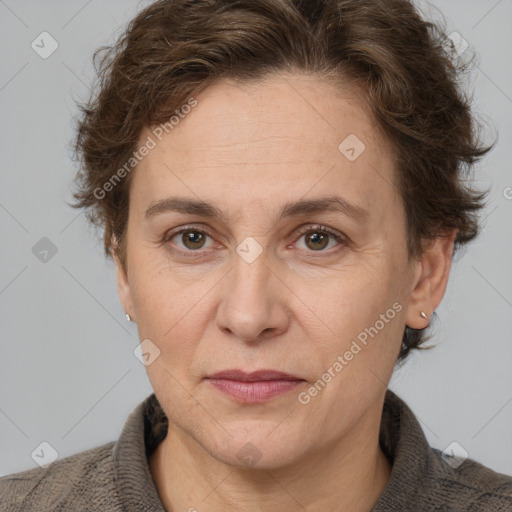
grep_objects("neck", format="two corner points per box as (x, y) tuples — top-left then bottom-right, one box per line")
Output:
(149, 400), (391, 512)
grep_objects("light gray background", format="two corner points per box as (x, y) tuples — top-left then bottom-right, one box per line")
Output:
(1, 0), (511, 477)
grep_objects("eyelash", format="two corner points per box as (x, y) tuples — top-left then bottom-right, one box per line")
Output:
(162, 224), (348, 259)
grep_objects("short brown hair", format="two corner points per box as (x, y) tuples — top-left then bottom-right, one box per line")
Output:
(70, 0), (493, 364)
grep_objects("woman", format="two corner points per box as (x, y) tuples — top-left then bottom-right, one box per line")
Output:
(1, 0), (511, 510)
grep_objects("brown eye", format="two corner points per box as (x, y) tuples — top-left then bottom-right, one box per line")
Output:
(180, 230), (207, 250)
(304, 232), (330, 251)
(294, 224), (347, 254)
(165, 228), (214, 253)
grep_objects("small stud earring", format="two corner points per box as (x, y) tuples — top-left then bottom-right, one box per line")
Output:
(420, 311), (428, 320)
(125, 313), (132, 322)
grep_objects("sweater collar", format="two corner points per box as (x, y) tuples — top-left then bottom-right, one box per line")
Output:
(372, 389), (438, 510)
(113, 394), (167, 511)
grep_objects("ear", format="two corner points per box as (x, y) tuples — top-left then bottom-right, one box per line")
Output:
(113, 237), (135, 322)
(405, 230), (457, 329)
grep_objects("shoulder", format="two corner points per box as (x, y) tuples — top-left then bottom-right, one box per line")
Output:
(429, 447), (512, 510)
(0, 441), (120, 512)
(377, 390), (512, 511)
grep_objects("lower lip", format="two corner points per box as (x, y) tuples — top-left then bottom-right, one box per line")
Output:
(207, 378), (305, 403)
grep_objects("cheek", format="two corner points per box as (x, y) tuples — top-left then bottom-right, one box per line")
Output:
(128, 248), (193, 316)
(312, 269), (390, 330)
(303, 291), (404, 428)
(304, 259), (405, 373)
(128, 253), (217, 364)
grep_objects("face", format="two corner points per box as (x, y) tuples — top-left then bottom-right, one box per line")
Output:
(115, 73), (438, 469)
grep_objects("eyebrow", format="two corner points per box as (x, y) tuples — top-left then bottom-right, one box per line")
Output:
(144, 195), (370, 224)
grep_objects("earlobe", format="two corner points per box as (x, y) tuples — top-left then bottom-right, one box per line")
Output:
(404, 230), (457, 330)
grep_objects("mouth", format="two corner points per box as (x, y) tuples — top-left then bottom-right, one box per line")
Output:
(205, 369), (306, 403)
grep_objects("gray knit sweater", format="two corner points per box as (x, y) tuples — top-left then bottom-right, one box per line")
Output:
(1, 389), (511, 511)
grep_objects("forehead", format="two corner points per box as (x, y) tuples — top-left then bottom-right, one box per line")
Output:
(132, 74), (399, 223)
(155, 75), (391, 160)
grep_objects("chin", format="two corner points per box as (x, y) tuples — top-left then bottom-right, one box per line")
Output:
(198, 426), (307, 471)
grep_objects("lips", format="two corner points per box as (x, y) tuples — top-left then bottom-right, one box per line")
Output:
(207, 369), (303, 382)
(206, 369), (306, 403)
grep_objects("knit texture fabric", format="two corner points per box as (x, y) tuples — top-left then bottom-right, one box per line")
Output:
(1, 389), (511, 511)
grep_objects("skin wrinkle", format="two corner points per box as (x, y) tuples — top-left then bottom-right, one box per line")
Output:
(114, 73), (456, 512)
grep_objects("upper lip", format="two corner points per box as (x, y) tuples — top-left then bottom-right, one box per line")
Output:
(207, 370), (304, 381)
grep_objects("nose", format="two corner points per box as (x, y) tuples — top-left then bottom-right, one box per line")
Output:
(215, 248), (291, 344)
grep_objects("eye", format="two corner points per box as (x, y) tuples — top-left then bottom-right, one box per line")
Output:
(162, 223), (348, 257)
(165, 227), (215, 252)
(293, 224), (347, 253)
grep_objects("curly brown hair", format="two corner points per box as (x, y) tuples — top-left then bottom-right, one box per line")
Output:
(69, 0), (493, 364)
